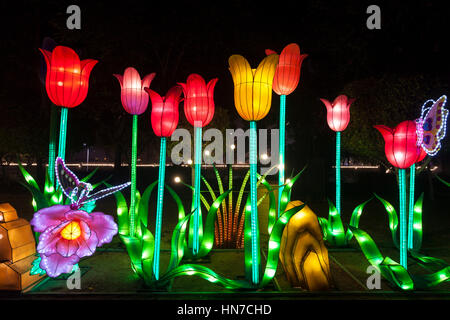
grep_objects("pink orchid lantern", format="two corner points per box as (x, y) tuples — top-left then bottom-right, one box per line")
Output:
(30, 205), (118, 277)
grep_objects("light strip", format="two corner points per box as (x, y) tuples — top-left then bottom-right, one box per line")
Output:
(193, 126), (202, 255)
(336, 131), (341, 216)
(153, 137), (166, 280)
(249, 121), (259, 285)
(408, 164), (415, 250)
(57, 107), (68, 160)
(278, 95), (286, 218)
(331, 165), (380, 169)
(398, 169), (407, 269)
(129, 115), (138, 237)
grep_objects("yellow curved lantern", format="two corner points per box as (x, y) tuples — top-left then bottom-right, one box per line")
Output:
(228, 54), (279, 121)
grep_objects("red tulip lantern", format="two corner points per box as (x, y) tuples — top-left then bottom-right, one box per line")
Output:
(144, 85), (182, 279)
(375, 120), (427, 269)
(265, 44), (307, 219)
(179, 74), (217, 128)
(145, 86), (182, 137)
(374, 120), (426, 169)
(114, 67), (156, 115)
(320, 95), (355, 132)
(39, 46), (98, 108)
(319, 95), (355, 242)
(113, 67), (156, 237)
(178, 73), (218, 257)
(39, 45), (98, 163)
(265, 43), (308, 96)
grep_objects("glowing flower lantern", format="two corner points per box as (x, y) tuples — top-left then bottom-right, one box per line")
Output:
(374, 120), (426, 270)
(178, 74), (217, 257)
(114, 67), (156, 237)
(229, 53), (279, 285)
(374, 121), (425, 169)
(320, 95), (354, 132)
(265, 44), (307, 218)
(319, 95), (354, 246)
(266, 43), (308, 96)
(30, 205), (118, 277)
(39, 45), (98, 162)
(146, 86), (182, 137)
(145, 86), (182, 279)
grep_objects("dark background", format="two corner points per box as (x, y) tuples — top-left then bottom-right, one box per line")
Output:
(0, 0), (449, 200)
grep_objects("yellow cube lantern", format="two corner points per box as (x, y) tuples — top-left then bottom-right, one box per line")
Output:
(0, 203), (19, 223)
(0, 203), (45, 291)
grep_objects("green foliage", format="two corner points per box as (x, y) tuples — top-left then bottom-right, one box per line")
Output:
(112, 166), (307, 290)
(318, 197), (372, 247)
(350, 192), (450, 290)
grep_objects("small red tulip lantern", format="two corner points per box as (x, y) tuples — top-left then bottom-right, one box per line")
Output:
(179, 74), (217, 128)
(374, 120), (427, 269)
(319, 95), (355, 246)
(374, 121), (425, 169)
(146, 86), (182, 137)
(39, 46), (98, 162)
(265, 44), (307, 218)
(114, 67), (155, 115)
(320, 95), (355, 132)
(144, 86), (182, 279)
(113, 67), (156, 237)
(178, 74), (218, 257)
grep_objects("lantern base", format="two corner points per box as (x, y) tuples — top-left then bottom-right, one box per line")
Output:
(0, 255), (46, 291)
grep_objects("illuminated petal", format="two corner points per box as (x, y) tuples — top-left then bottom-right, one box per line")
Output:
(265, 49), (277, 55)
(113, 74), (124, 88)
(88, 212), (118, 246)
(31, 204), (69, 232)
(142, 72), (156, 90)
(40, 253), (79, 278)
(253, 53), (279, 120)
(56, 238), (80, 257)
(37, 221), (70, 255)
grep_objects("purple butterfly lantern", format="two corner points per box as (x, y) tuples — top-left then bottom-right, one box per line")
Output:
(30, 158), (130, 277)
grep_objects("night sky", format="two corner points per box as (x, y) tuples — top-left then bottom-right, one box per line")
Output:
(0, 1), (449, 170)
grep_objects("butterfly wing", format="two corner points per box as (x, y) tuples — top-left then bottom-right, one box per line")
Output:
(55, 157), (80, 199)
(421, 95), (448, 156)
(84, 182), (131, 204)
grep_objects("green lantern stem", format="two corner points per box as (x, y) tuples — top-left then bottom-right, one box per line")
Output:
(398, 168), (407, 269)
(408, 164), (415, 250)
(278, 94), (286, 218)
(336, 131), (341, 217)
(57, 107), (68, 160)
(249, 120), (260, 285)
(129, 114), (138, 237)
(193, 126), (202, 255)
(48, 106), (58, 186)
(153, 137), (166, 280)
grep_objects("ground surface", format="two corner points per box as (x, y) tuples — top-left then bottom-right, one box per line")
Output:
(1, 166), (450, 299)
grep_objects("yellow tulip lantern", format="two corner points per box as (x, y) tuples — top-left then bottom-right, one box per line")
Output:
(228, 54), (279, 285)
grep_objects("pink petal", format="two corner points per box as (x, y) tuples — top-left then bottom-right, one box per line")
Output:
(37, 221), (70, 255)
(88, 212), (118, 246)
(40, 253), (80, 278)
(76, 223), (99, 258)
(31, 205), (70, 232)
(113, 74), (123, 88)
(56, 238), (80, 257)
(142, 72), (156, 89)
(65, 210), (92, 223)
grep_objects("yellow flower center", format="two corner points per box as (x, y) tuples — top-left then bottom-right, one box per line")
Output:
(60, 221), (82, 240)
